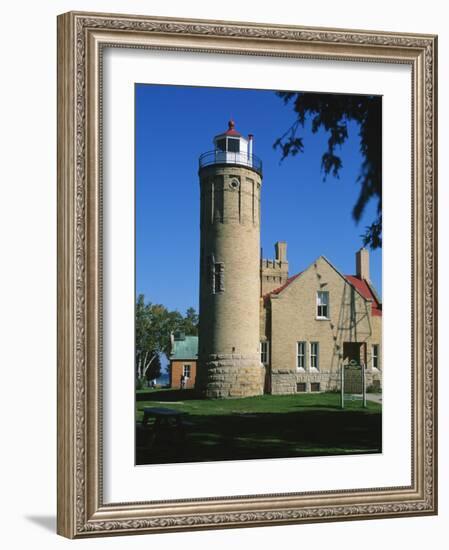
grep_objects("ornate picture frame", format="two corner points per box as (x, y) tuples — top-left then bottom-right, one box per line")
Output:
(57, 11), (437, 538)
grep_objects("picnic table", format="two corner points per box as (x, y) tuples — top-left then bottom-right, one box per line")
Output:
(141, 407), (189, 443)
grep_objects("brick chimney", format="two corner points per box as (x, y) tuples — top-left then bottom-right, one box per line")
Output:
(275, 241), (287, 262)
(356, 248), (370, 281)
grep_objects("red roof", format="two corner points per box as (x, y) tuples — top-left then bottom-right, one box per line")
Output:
(263, 271), (382, 316)
(344, 275), (382, 316)
(223, 119), (241, 137)
(270, 273), (301, 296)
(262, 273), (301, 303)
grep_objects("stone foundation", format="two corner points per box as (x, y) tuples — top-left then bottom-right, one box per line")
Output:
(270, 368), (380, 395)
(196, 353), (265, 398)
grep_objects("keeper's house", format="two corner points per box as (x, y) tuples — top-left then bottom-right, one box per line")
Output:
(260, 245), (382, 394)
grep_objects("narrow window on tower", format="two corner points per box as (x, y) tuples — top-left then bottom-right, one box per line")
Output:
(212, 261), (225, 294)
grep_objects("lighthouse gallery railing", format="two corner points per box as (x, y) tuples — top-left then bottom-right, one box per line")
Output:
(199, 150), (263, 176)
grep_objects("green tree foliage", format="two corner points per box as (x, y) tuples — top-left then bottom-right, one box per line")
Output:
(274, 92), (382, 249)
(182, 307), (199, 335)
(135, 294), (198, 384)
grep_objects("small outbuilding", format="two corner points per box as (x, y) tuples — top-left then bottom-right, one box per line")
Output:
(169, 332), (198, 389)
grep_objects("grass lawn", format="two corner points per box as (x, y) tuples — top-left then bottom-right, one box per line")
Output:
(135, 389), (382, 465)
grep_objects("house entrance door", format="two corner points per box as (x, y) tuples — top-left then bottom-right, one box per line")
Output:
(343, 342), (362, 364)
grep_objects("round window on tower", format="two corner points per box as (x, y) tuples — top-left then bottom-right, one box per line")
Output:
(229, 178), (240, 190)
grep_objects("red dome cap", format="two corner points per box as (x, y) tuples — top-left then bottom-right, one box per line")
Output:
(224, 119), (241, 137)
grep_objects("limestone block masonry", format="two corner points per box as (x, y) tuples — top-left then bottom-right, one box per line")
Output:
(196, 161), (265, 398)
(197, 353), (265, 398)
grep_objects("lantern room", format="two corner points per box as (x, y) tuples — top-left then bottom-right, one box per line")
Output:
(199, 120), (262, 175)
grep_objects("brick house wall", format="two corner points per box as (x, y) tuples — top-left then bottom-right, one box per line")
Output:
(170, 360), (197, 389)
(261, 256), (382, 394)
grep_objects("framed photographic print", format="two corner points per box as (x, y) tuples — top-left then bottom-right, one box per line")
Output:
(57, 11), (438, 538)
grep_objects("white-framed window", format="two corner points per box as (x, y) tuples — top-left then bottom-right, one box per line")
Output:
(260, 341), (269, 365)
(316, 291), (329, 318)
(310, 342), (319, 370)
(296, 341), (306, 370)
(372, 344), (379, 369)
(183, 364), (191, 378)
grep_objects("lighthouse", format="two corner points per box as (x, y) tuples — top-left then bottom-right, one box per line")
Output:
(196, 120), (265, 398)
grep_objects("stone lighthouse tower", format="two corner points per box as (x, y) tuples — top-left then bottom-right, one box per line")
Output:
(196, 120), (265, 398)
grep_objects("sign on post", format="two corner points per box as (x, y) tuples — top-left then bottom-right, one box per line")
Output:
(340, 359), (367, 409)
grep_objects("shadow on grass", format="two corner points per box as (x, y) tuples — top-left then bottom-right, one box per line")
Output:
(136, 408), (382, 465)
(136, 389), (200, 402)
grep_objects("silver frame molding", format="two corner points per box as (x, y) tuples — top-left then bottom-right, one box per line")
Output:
(57, 11), (438, 538)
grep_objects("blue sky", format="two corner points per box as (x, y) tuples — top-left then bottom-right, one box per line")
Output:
(135, 84), (382, 315)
